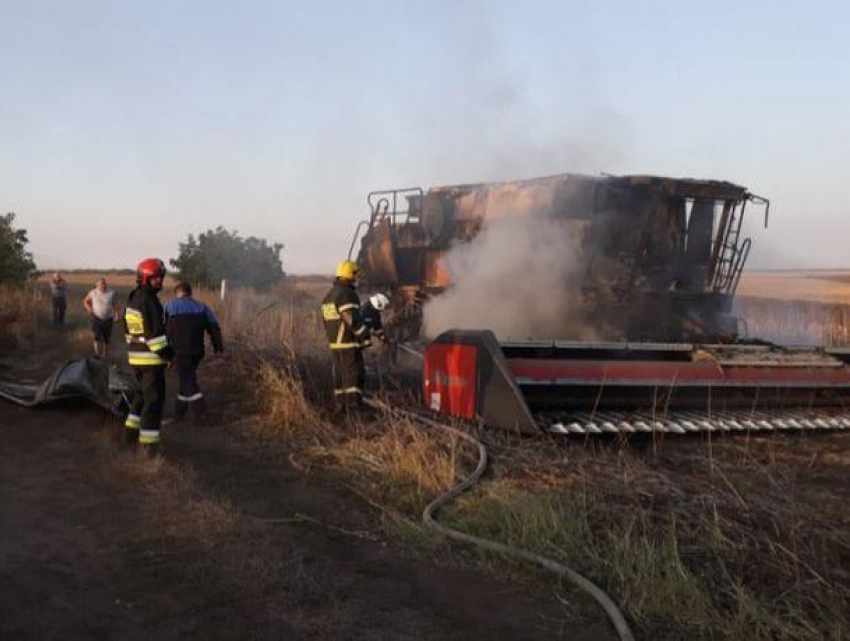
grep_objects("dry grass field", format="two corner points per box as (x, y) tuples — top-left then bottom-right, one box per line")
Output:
(226, 269), (850, 639)
(2, 269), (849, 639)
(736, 271), (850, 345)
(739, 270), (850, 304)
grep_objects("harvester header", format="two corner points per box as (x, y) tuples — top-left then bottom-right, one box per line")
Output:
(423, 330), (850, 436)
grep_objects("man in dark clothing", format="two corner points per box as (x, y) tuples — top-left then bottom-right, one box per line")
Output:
(50, 272), (67, 326)
(123, 258), (174, 455)
(321, 260), (370, 415)
(165, 282), (223, 420)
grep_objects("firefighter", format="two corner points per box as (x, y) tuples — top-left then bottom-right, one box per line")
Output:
(165, 281), (223, 421)
(361, 293), (390, 342)
(123, 258), (174, 454)
(321, 260), (370, 415)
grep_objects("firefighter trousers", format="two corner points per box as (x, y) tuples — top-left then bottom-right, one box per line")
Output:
(125, 365), (166, 445)
(174, 355), (205, 419)
(332, 348), (364, 413)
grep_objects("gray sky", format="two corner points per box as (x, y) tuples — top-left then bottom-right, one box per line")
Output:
(1, 0), (848, 272)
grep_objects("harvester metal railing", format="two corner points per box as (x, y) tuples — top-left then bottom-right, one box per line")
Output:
(367, 187), (424, 227)
(348, 187), (425, 260)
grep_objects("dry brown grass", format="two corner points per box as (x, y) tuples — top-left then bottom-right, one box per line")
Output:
(243, 352), (461, 517)
(733, 271), (850, 345)
(248, 364), (849, 639)
(253, 359), (323, 436)
(217, 272), (848, 639)
(316, 411), (463, 514)
(735, 296), (850, 345)
(186, 279), (328, 357)
(0, 284), (44, 351)
(739, 270), (850, 304)
(36, 271), (173, 288)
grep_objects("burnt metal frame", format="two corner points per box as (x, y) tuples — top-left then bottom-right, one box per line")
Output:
(367, 188), (424, 226)
(348, 187), (426, 260)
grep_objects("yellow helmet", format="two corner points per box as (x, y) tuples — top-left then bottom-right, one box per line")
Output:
(335, 259), (358, 281)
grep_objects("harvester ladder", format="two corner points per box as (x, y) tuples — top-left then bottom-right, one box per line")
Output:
(711, 200), (747, 294)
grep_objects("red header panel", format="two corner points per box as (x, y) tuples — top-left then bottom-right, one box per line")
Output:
(508, 358), (850, 388)
(423, 343), (478, 420)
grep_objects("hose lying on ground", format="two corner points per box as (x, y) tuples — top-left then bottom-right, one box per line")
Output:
(366, 397), (635, 641)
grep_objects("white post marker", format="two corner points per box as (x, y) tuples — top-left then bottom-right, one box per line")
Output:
(220, 279), (227, 301)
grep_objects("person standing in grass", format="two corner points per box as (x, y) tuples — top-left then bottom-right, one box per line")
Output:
(83, 278), (119, 359)
(49, 271), (67, 326)
(321, 260), (370, 416)
(165, 281), (223, 421)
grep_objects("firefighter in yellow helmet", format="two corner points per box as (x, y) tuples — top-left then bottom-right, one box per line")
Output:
(322, 260), (370, 415)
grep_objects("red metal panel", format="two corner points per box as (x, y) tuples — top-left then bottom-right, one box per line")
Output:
(508, 359), (723, 386)
(423, 343), (478, 419)
(508, 358), (850, 388)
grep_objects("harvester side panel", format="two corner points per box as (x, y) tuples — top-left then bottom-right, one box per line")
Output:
(423, 342), (477, 419)
(424, 330), (538, 434)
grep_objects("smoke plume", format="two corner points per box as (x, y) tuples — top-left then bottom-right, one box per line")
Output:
(422, 214), (596, 341)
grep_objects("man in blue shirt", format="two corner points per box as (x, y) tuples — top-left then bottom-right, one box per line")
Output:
(164, 282), (223, 421)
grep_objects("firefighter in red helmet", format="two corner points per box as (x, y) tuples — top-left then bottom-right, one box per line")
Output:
(123, 258), (174, 454)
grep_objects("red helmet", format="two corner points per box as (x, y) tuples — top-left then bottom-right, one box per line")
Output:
(136, 258), (166, 288)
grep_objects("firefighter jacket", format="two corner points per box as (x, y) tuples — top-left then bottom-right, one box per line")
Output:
(361, 300), (386, 340)
(124, 286), (174, 366)
(165, 297), (223, 358)
(322, 280), (370, 349)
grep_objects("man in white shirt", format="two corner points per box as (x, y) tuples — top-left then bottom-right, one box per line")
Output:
(83, 278), (119, 359)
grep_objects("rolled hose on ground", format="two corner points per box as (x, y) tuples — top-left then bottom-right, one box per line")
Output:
(365, 397), (635, 641)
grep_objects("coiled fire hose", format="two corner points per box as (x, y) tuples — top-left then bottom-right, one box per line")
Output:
(365, 397), (635, 641)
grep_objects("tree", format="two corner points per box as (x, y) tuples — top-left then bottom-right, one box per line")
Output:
(0, 213), (36, 286)
(171, 227), (284, 290)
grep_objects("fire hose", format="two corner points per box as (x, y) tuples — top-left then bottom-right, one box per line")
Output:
(365, 397), (635, 641)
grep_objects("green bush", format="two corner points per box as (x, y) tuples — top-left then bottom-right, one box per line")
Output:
(0, 213), (36, 286)
(171, 227), (284, 290)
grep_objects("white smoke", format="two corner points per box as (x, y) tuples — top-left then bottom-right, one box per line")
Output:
(422, 214), (597, 341)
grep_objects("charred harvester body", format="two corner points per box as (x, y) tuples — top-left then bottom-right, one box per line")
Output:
(351, 173), (850, 437)
(351, 173), (769, 342)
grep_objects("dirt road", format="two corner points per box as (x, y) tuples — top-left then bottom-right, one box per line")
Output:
(0, 381), (599, 639)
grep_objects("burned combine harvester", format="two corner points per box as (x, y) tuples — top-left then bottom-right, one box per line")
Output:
(352, 173), (768, 343)
(352, 173), (850, 436)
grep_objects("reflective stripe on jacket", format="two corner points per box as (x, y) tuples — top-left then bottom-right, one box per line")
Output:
(124, 286), (173, 366)
(321, 281), (369, 349)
